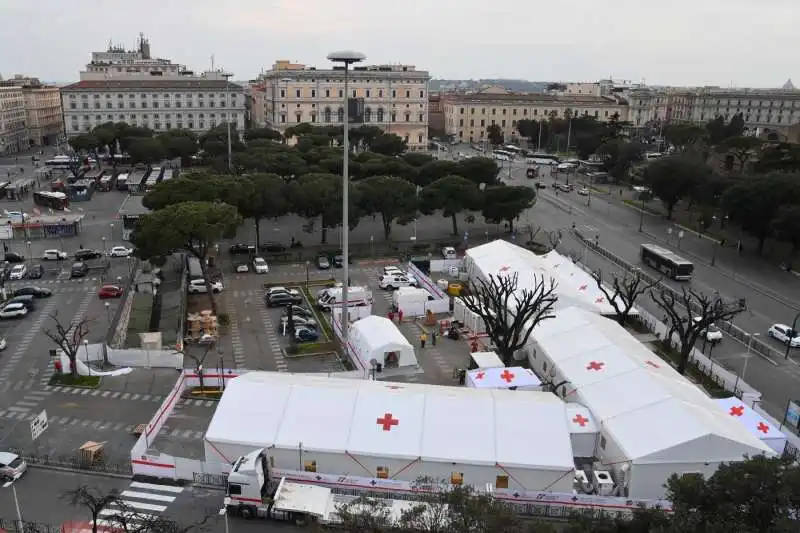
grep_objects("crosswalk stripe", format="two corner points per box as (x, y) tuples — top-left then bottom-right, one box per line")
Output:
(98, 509), (157, 521)
(121, 490), (176, 503)
(129, 481), (184, 493)
(116, 500), (167, 512)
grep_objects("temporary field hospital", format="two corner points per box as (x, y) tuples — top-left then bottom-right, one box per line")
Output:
(348, 315), (420, 378)
(527, 306), (775, 499)
(204, 372), (577, 492)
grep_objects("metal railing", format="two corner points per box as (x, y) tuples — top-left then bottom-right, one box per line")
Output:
(9, 448), (132, 476)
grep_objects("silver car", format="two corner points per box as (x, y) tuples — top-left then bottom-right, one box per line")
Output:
(0, 451), (27, 481)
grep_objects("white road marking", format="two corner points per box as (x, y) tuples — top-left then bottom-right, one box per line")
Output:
(129, 481), (184, 493)
(120, 490), (177, 503)
(115, 500), (168, 512)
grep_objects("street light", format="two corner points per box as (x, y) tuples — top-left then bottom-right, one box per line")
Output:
(83, 338), (90, 365)
(101, 236), (106, 255)
(638, 194), (645, 232)
(222, 71), (234, 173)
(735, 333), (760, 393)
(784, 311), (800, 359)
(104, 301), (111, 329)
(305, 260), (310, 289)
(2, 475), (24, 531)
(327, 49), (365, 360)
(25, 240), (31, 264)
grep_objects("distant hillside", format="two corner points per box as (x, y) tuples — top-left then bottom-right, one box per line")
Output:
(431, 79), (549, 93)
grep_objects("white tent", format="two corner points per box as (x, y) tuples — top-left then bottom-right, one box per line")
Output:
(565, 403), (599, 458)
(348, 315), (420, 379)
(204, 372), (577, 493)
(466, 366), (541, 390)
(528, 306), (774, 500)
(469, 351), (504, 369)
(716, 397), (788, 455)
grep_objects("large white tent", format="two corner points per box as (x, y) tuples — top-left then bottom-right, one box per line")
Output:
(348, 315), (420, 378)
(528, 306), (774, 500)
(463, 239), (631, 317)
(204, 372), (577, 493)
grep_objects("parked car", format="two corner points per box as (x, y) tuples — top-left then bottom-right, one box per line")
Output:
(266, 286), (302, 299)
(693, 317), (723, 344)
(235, 263), (249, 273)
(109, 246), (133, 257)
(266, 291), (298, 307)
(317, 255), (331, 269)
(42, 249), (68, 261)
(534, 182), (546, 189)
(252, 257), (269, 274)
(0, 337), (6, 351)
(281, 305), (314, 319)
(0, 451), (27, 482)
(27, 264), (43, 279)
(383, 266), (405, 276)
(280, 315), (318, 331)
(229, 243), (255, 255)
(75, 249), (103, 261)
(442, 246), (457, 259)
(768, 323), (800, 347)
(98, 284), (124, 299)
(187, 279), (224, 294)
(294, 326), (320, 343)
(3, 252), (24, 264)
(0, 303), (28, 319)
(70, 261), (89, 278)
(259, 242), (286, 253)
(577, 187), (589, 196)
(379, 274), (417, 290)
(6, 295), (35, 311)
(8, 264), (26, 280)
(13, 286), (51, 298)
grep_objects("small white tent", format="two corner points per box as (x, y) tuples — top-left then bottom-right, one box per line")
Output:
(349, 315), (420, 379)
(716, 397), (788, 455)
(466, 367), (541, 391)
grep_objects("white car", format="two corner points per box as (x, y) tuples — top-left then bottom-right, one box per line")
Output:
(0, 337), (7, 351)
(383, 266), (405, 276)
(253, 257), (269, 274)
(768, 323), (800, 348)
(442, 246), (457, 259)
(577, 187), (589, 196)
(8, 264), (26, 280)
(693, 317), (723, 344)
(235, 263), (249, 273)
(0, 303), (28, 319)
(109, 246), (133, 257)
(187, 279), (224, 294)
(42, 249), (67, 261)
(269, 286), (301, 298)
(0, 451), (27, 481)
(379, 274), (418, 290)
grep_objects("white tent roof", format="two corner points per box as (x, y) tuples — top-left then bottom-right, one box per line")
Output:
(467, 366), (541, 389)
(565, 403), (598, 435)
(206, 372), (575, 471)
(464, 240), (624, 315)
(350, 315), (412, 352)
(716, 397), (787, 454)
(470, 351), (504, 369)
(532, 306), (774, 463)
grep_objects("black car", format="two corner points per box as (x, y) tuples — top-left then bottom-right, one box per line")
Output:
(6, 295), (35, 311)
(317, 255), (331, 269)
(229, 243), (255, 255)
(70, 261), (89, 278)
(13, 286), (52, 298)
(281, 305), (314, 319)
(266, 292), (296, 307)
(3, 252), (24, 264)
(27, 264), (43, 279)
(259, 242), (286, 253)
(75, 249), (103, 261)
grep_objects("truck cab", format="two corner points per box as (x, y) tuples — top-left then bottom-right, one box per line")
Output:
(225, 449), (273, 519)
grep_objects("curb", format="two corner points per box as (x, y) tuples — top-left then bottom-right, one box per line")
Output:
(28, 463), (228, 491)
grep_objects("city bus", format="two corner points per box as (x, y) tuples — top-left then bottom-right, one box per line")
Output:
(640, 243), (694, 281)
(504, 145), (523, 155)
(493, 149), (514, 161)
(44, 156), (73, 168)
(33, 191), (69, 211)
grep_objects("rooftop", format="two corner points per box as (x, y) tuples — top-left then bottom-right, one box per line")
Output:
(61, 79), (243, 91)
(118, 194), (150, 216)
(444, 92), (618, 105)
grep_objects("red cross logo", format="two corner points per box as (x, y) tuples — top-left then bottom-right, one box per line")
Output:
(474, 371), (486, 380)
(756, 422), (769, 434)
(586, 361), (605, 371)
(500, 369), (515, 383)
(578, 284), (588, 291)
(729, 405), (745, 417)
(645, 360), (660, 369)
(376, 413), (399, 431)
(595, 297), (605, 304)
(386, 385), (404, 390)
(499, 265), (511, 272)
(573, 414), (589, 427)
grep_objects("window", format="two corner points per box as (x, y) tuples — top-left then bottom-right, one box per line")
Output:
(280, 115), (286, 123)
(501, 120), (506, 127)
(492, 108), (496, 115)
(392, 89), (397, 98)
(324, 107), (331, 122)
(512, 109), (517, 116)
(450, 472), (464, 485)
(502, 109), (506, 115)
(94, 103), (100, 109)
(459, 119), (464, 126)
(106, 102), (112, 109)
(379, 90), (384, 98)
(404, 113), (410, 122)
(82, 103), (88, 109)
(296, 114), (302, 123)
(600, 436), (606, 450)
(153, 102), (159, 108)
(376, 466), (389, 479)
(296, 89), (301, 98)
(404, 134), (409, 143)
(129, 102), (136, 109)
(418, 134), (422, 144)
(391, 112), (396, 122)
(419, 90), (424, 98)
(228, 484), (242, 495)
(405, 90), (410, 98)
(325, 89), (330, 98)
(364, 108), (372, 122)
(280, 89), (285, 98)
(352, 89), (357, 98)
(70, 103), (76, 109)
(543, 361), (548, 373)
(470, 108), (475, 115)
(366, 89), (371, 98)
(495, 475), (509, 489)
(311, 89), (316, 98)
(338, 90), (343, 98)
(337, 107), (344, 122)
(418, 114), (423, 122)
(480, 119), (485, 127)
(304, 460), (317, 472)
(377, 108), (384, 122)
(311, 114), (317, 123)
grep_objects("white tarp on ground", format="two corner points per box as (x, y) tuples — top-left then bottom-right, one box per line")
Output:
(204, 372), (577, 493)
(348, 315), (421, 378)
(716, 397), (788, 455)
(529, 306), (774, 499)
(466, 366), (541, 390)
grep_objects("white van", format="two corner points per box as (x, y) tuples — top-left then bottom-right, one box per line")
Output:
(317, 286), (373, 311)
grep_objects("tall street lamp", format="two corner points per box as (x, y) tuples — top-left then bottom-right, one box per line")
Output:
(735, 333), (759, 393)
(222, 71), (234, 173)
(327, 50), (365, 360)
(784, 311), (800, 359)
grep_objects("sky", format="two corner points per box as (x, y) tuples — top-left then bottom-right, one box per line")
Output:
(2, 0), (798, 88)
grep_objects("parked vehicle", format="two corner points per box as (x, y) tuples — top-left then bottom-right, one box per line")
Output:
(229, 243), (255, 255)
(98, 284), (124, 299)
(252, 257), (269, 274)
(27, 264), (43, 279)
(0, 303), (28, 319)
(70, 261), (89, 278)
(280, 315), (318, 330)
(6, 295), (35, 311)
(317, 255), (331, 269)
(3, 252), (24, 264)
(75, 249), (103, 261)
(768, 323), (800, 347)
(8, 264), (26, 280)
(577, 187), (589, 196)
(0, 337), (6, 351)
(281, 305), (314, 319)
(188, 279), (224, 294)
(379, 273), (418, 290)
(294, 326), (320, 343)
(317, 286), (372, 311)
(259, 242), (286, 253)
(109, 246), (133, 257)
(266, 286), (301, 299)
(13, 286), (51, 298)
(235, 263), (249, 273)
(0, 451), (27, 481)
(266, 292), (298, 307)
(42, 249), (68, 261)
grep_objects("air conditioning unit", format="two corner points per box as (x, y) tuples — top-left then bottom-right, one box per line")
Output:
(573, 470), (593, 494)
(593, 470), (614, 496)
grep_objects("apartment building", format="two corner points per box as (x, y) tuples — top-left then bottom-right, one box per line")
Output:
(0, 76), (64, 147)
(61, 34), (245, 137)
(442, 86), (629, 143)
(428, 93), (445, 135)
(260, 60), (431, 150)
(0, 85), (27, 155)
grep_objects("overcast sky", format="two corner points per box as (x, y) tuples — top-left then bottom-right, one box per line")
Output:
(2, 0), (797, 88)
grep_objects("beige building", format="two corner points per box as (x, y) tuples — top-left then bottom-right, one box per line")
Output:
(1, 76), (65, 147)
(443, 86), (629, 144)
(0, 85), (27, 154)
(259, 60), (431, 150)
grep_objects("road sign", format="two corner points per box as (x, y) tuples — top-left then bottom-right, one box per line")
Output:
(30, 409), (48, 441)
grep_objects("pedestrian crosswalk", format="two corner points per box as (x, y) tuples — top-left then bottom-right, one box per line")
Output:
(97, 482), (184, 528)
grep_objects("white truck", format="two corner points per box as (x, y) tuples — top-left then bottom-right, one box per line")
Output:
(316, 286), (372, 311)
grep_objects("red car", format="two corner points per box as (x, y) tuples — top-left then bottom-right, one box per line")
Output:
(98, 284), (123, 299)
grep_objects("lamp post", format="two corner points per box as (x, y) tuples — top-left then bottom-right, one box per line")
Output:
(784, 311), (800, 359)
(638, 194), (645, 232)
(305, 260), (310, 290)
(109, 222), (115, 241)
(83, 339), (90, 365)
(735, 333), (760, 393)
(222, 72), (234, 173)
(104, 301), (111, 329)
(25, 240), (31, 264)
(2, 476), (23, 531)
(101, 236), (106, 255)
(327, 50), (365, 360)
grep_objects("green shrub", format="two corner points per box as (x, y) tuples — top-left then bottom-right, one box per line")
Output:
(217, 313), (231, 327)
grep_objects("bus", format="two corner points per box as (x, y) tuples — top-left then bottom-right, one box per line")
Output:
(504, 145), (523, 155)
(33, 191), (69, 210)
(44, 156), (73, 168)
(640, 243), (694, 281)
(493, 149), (514, 161)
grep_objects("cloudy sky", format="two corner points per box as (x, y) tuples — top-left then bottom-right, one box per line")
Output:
(2, 0), (797, 88)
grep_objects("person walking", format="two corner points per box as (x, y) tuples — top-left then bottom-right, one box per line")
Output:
(420, 332), (427, 349)
(431, 330), (437, 346)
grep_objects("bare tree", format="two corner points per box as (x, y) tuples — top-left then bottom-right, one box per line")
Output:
(651, 286), (745, 375)
(459, 272), (557, 364)
(44, 313), (91, 378)
(61, 485), (123, 533)
(335, 495), (394, 532)
(546, 229), (562, 252)
(592, 269), (662, 326)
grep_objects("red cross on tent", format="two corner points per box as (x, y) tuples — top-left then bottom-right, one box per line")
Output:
(729, 405), (745, 417)
(376, 413), (399, 431)
(586, 361), (605, 371)
(386, 385), (404, 390)
(499, 265), (511, 272)
(474, 371), (486, 380)
(595, 297), (605, 304)
(578, 284), (588, 291)
(500, 369), (515, 383)
(756, 422), (770, 434)
(573, 414), (589, 427)
(645, 360), (661, 369)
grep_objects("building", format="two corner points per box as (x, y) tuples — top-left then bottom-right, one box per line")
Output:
(246, 81), (267, 129)
(0, 76), (64, 147)
(118, 194), (151, 240)
(0, 85), (27, 155)
(259, 60), (430, 150)
(61, 35), (245, 137)
(442, 86), (629, 144)
(428, 92), (444, 137)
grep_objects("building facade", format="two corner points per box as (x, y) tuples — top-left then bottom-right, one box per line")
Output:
(247, 82), (267, 129)
(260, 60), (430, 150)
(442, 86), (629, 144)
(428, 93), (444, 136)
(0, 85), (27, 154)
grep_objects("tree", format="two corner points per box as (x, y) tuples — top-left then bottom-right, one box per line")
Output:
(69, 133), (100, 154)
(705, 115), (729, 145)
(416, 160), (459, 187)
(481, 185), (536, 233)
(236, 173), (288, 247)
(753, 142), (800, 173)
(771, 205), (800, 269)
(597, 139), (644, 181)
(142, 172), (231, 210)
(421, 175), (482, 235)
(286, 173), (363, 243)
(650, 286), (745, 375)
(459, 272), (557, 363)
(359, 176), (418, 239)
(127, 137), (166, 165)
(574, 132), (603, 160)
(369, 132), (407, 156)
(516, 119), (537, 144)
(402, 152), (435, 168)
(131, 201), (242, 313)
(644, 155), (711, 219)
(663, 123), (706, 152)
(44, 314), (91, 378)
(245, 126), (282, 142)
(158, 130), (198, 163)
(592, 270), (662, 326)
(487, 124), (504, 146)
(62, 485), (125, 533)
(723, 136), (762, 172)
(453, 156), (501, 185)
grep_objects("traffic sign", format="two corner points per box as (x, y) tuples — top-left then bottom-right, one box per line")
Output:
(30, 409), (48, 441)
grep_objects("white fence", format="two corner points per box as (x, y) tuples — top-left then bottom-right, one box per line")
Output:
(407, 261), (448, 299)
(79, 342), (183, 369)
(430, 258), (464, 274)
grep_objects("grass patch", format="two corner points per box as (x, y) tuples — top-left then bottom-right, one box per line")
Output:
(49, 373), (101, 388)
(263, 279), (336, 290)
(622, 198), (664, 216)
(125, 293), (154, 349)
(286, 341), (338, 357)
(653, 341), (728, 397)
